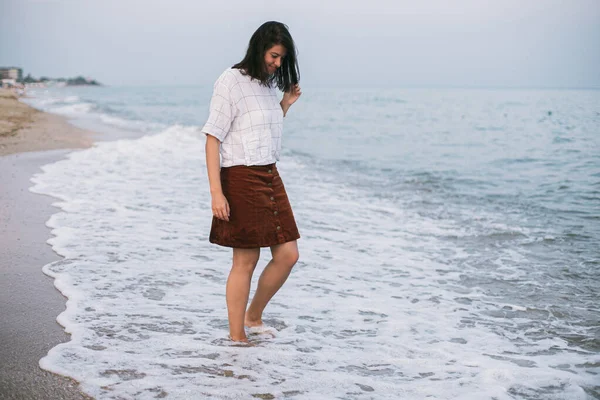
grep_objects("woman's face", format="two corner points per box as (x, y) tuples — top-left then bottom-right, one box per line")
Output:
(264, 44), (287, 75)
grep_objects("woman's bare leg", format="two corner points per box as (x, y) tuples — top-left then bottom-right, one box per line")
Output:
(245, 241), (299, 327)
(227, 247), (260, 341)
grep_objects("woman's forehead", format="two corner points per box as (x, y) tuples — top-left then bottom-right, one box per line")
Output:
(267, 44), (287, 55)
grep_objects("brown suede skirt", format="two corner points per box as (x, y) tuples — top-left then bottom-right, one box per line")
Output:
(209, 163), (301, 248)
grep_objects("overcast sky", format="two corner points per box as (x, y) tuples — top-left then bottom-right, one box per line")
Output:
(1, 0), (599, 88)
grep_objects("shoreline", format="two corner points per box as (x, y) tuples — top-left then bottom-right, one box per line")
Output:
(0, 89), (98, 156)
(0, 90), (96, 399)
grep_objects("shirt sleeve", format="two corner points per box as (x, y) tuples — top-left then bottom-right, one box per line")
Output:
(201, 78), (235, 142)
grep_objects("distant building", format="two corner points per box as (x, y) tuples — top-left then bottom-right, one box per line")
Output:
(2, 78), (17, 87)
(0, 67), (23, 81)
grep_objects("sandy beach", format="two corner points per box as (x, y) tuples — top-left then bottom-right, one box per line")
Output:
(0, 89), (95, 399)
(0, 89), (98, 156)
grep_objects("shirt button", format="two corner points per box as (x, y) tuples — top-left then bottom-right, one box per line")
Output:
(274, 211), (278, 215)
(268, 169), (272, 174)
(270, 196), (274, 201)
(267, 182), (272, 187)
(276, 226), (281, 230)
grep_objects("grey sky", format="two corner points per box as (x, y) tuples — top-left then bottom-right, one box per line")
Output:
(1, 0), (599, 88)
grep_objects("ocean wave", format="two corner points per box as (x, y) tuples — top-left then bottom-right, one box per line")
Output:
(22, 85), (600, 399)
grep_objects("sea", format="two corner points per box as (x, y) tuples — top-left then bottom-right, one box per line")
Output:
(20, 83), (599, 400)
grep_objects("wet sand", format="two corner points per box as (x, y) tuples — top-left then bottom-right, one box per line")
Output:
(0, 89), (95, 399)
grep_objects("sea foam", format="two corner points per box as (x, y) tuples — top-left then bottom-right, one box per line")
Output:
(30, 123), (598, 399)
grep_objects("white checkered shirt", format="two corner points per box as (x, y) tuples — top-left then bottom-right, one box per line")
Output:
(202, 68), (284, 167)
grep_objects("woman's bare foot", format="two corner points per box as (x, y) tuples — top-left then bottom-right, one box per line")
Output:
(244, 312), (263, 328)
(228, 334), (249, 343)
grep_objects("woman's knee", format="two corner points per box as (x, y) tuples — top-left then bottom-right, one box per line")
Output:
(288, 247), (300, 266)
(273, 242), (299, 267)
(232, 248), (260, 273)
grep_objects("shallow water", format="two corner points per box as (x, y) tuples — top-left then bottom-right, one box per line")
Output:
(24, 86), (600, 399)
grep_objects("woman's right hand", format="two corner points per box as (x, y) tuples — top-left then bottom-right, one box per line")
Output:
(211, 192), (230, 221)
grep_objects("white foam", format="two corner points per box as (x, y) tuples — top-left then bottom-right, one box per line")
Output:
(49, 102), (94, 116)
(20, 89), (163, 136)
(27, 125), (598, 399)
(99, 114), (165, 133)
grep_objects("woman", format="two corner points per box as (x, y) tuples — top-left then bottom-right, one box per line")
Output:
(202, 21), (302, 343)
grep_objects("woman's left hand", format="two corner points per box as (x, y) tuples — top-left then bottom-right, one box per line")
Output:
(282, 83), (302, 106)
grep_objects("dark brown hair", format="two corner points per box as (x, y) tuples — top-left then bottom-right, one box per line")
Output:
(232, 21), (300, 92)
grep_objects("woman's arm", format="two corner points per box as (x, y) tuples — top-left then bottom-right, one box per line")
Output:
(280, 83), (302, 117)
(205, 134), (229, 221)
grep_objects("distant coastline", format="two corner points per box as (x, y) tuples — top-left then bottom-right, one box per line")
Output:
(1, 67), (103, 92)
(22, 74), (103, 87)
